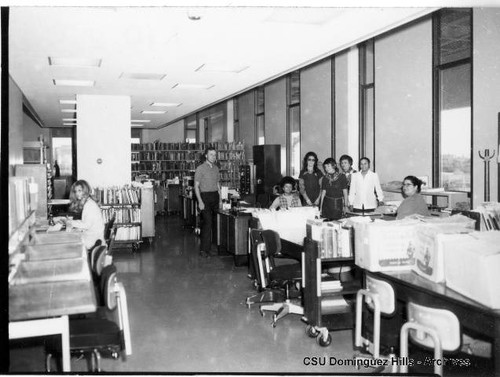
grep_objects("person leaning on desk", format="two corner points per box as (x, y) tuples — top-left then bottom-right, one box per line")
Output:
(54, 179), (105, 250)
(396, 175), (430, 219)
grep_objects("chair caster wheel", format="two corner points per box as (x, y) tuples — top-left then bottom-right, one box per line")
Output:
(259, 309), (265, 317)
(316, 333), (332, 347)
(306, 325), (318, 338)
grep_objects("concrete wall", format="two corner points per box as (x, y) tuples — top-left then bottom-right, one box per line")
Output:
(238, 91), (255, 160)
(143, 120), (184, 143)
(472, 8), (500, 205)
(375, 17), (433, 184)
(76, 94), (131, 187)
(301, 59), (332, 163)
(265, 78), (287, 174)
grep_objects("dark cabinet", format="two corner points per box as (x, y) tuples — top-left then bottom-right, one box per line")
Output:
(253, 145), (281, 196)
(217, 210), (251, 266)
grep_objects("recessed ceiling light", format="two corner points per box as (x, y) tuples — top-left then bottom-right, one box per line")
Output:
(151, 102), (182, 107)
(63, 122), (76, 126)
(49, 57), (102, 68)
(172, 83), (214, 90)
(53, 79), (95, 87)
(61, 109), (77, 113)
(59, 99), (77, 105)
(62, 118), (77, 122)
(131, 119), (151, 123)
(120, 72), (166, 80)
(195, 63), (249, 74)
(141, 110), (166, 115)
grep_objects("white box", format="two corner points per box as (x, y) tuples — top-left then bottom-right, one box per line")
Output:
(443, 231), (500, 309)
(412, 225), (474, 283)
(354, 219), (420, 272)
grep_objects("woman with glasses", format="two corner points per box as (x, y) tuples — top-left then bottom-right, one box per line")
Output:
(320, 158), (348, 220)
(298, 151), (324, 206)
(396, 175), (430, 219)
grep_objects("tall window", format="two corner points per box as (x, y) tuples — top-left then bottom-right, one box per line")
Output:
(287, 70), (301, 178)
(52, 137), (72, 176)
(185, 115), (197, 143)
(359, 39), (375, 168)
(233, 97), (240, 142)
(433, 9), (472, 192)
(255, 86), (265, 145)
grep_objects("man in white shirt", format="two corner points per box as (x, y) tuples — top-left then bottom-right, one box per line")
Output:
(348, 157), (384, 212)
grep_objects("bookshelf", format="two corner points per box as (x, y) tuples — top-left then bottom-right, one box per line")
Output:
(131, 141), (246, 190)
(94, 186), (143, 249)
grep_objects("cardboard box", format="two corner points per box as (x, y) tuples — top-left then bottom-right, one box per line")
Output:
(412, 224), (474, 283)
(353, 219), (420, 272)
(443, 231), (500, 309)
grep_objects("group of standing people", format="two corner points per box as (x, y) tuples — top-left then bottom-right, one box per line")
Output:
(273, 151), (429, 221)
(272, 152), (384, 220)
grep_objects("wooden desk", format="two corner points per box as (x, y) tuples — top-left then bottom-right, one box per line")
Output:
(374, 270), (500, 376)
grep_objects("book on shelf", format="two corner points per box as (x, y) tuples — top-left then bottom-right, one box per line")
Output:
(115, 225), (141, 241)
(94, 186), (141, 205)
(101, 207), (141, 224)
(473, 203), (500, 231)
(9, 177), (33, 236)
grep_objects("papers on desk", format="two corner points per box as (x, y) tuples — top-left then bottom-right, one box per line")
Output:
(47, 223), (63, 232)
(321, 280), (342, 292)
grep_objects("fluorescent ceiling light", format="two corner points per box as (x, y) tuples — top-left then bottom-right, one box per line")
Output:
(151, 102), (182, 107)
(63, 122), (76, 126)
(62, 118), (77, 122)
(131, 124), (144, 127)
(61, 109), (77, 113)
(49, 57), (102, 68)
(59, 99), (77, 105)
(120, 72), (166, 80)
(53, 79), (95, 87)
(131, 119), (151, 123)
(195, 63), (249, 74)
(141, 110), (166, 115)
(172, 83), (214, 90)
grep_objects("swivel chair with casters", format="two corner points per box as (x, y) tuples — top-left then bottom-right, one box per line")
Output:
(400, 301), (461, 376)
(45, 268), (132, 372)
(257, 229), (303, 327)
(354, 273), (398, 373)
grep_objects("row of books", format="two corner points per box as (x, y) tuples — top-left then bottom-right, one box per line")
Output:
(94, 186), (141, 205)
(132, 141), (245, 151)
(132, 170), (193, 181)
(132, 160), (203, 172)
(102, 207), (141, 224)
(9, 177), (34, 236)
(133, 151), (205, 161)
(115, 225), (141, 241)
(474, 203), (500, 230)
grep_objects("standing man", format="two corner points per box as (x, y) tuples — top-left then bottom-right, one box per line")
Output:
(194, 147), (221, 258)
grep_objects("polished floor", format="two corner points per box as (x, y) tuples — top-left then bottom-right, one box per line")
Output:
(9, 215), (494, 375)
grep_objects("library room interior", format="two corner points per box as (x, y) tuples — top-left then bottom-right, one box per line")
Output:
(3, 4), (500, 376)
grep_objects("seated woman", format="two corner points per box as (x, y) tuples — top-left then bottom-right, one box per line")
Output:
(298, 151), (323, 206)
(320, 158), (348, 220)
(56, 180), (105, 249)
(269, 176), (302, 210)
(396, 175), (430, 219)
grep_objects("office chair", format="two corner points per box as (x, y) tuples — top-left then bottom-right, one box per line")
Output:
(246, 229), (286, 306)
(255, 229), (303, 327)
(400, 301), (461, 376)
(104, 215), (116, 249)
(45, 266), (132, 372)
(354, 273), (398, 373)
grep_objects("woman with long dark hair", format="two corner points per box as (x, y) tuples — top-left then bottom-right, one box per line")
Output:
(298, 151), (323, 206)
(320, 158), (348, 220)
